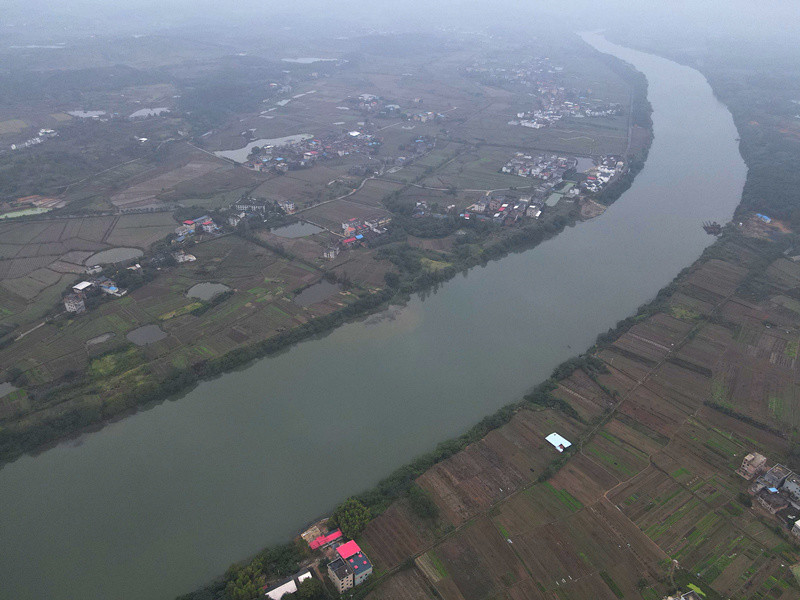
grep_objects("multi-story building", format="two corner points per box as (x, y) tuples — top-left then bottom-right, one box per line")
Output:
(327, 558), (353, 593)
(737, 452), (767, 480)
(63, 293), (86, 314)
(327, 540), (373, 591)
(762, 464), (791, 488)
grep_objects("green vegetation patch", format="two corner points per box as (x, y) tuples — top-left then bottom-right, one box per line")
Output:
(671, 305), (700, 321)
(599, 570), (624, 598)
(88, 347), (142, 379)
(159, 302), (203, 320)
(420, 257), (452, 272)
(427, 550), (449, 578)
(543, 482), (583, 512)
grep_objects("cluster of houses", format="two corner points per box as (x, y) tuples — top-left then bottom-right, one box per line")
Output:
(463, 58), (621, 129)
(244, 132), (382, 173)
(228, 198), (296, 227)
(502, 152), (576, 181)
(581, 156), (625, 194)
(739, 452), (800, 537)
(463, 194), (542, 224)
(9, 128), (57, 152)
(342, 93), (444, 123)
(259, 526), (376, 597)
(463, 57), (565, 86)
(509, 99), (621, 130)
(64, 271), (129, 313)
(498, 152), (623, 201)
(340, 216), (392, 249)
(299, 527), (373, 593)
(345, 93), (402, 118)
(174, 215), (221, 241)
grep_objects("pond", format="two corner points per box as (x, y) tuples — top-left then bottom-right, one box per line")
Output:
(187, 283), (231, 302)
(129, 107), (170, 118)
(0, 382), (19, 397)
(67, 110), (105, 118)
(85, 247), (143, 265)
(213, 134), (313, 163)
(270, 222), (324, 238)
(126, 325), (167, 346)
(293, 280), (341, 306)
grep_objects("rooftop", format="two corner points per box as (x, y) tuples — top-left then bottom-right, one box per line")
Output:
(328, 557), (351, 579)
(336, 540), (361, 560)
(347, 551), (372, 574)
(309, 529), (342, 550)
(545, 432), (572, 453)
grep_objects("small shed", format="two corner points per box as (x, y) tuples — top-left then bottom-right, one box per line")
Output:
(72, 281), (93, 294)
(545, 432), (572, 453)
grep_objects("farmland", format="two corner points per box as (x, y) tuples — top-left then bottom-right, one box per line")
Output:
(344, 233), (800, 600)
(0, 212), (176, 326)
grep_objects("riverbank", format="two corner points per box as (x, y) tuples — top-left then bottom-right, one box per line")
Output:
(0, 59), (653, 469)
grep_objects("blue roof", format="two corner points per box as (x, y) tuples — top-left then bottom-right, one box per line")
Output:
(768, 487), (779, 493)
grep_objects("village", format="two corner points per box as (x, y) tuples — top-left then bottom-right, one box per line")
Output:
(255, 525), (374, 599)
(464, 57), (623, 129)
(243, 131), (382, 173)
(501, 151), (625, 198)
(737, 452), (800, 540)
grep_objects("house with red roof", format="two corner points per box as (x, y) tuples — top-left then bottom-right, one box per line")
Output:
(326, 540), (373, 592)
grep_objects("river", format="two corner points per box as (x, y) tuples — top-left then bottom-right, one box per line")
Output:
(0, 35), (746, 600)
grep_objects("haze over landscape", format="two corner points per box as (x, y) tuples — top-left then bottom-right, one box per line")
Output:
(1, 2), (800, 600)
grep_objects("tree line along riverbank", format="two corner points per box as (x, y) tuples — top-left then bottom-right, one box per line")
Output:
(0, 60), (653, 470)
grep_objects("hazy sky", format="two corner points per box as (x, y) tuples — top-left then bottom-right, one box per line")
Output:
(3, 0), (799, 45)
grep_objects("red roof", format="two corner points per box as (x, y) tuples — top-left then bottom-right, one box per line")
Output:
(343, 237), (357, 243)
(336, 540), (361, 560)
(309, 529), (342, 550)
(183, 220), (194, 225)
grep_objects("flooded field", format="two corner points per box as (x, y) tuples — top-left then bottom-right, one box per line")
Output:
(126, 325), (167, 346)
(85, 247), (143, 265)
(187, 282), (231, 301)
(293, 280), (341, 306)
(213, 134), (313, 163)
(0, 382), (19, 397)
(129, 107), (170, 118)
(270, 222), (324, 238)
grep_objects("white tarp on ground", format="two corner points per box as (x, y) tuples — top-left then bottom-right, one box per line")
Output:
(545, 432), (572, 453)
